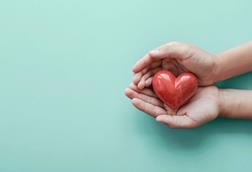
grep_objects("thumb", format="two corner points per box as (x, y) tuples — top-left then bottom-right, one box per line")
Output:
(156, 115), (197, 128)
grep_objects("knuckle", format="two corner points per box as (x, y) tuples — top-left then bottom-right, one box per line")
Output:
(166, 42), (192, 56)
(147, 52), (154, 59)
(166, 41), (181, 47)
(166, 41), (196, 50)
(187, 43), (198, 50)
(167, 41), (192, 48)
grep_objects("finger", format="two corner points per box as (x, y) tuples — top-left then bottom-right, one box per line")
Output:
(132, 98), (166, 117)
(133, 53), (156, 73)
(133, 72), (142, 85)
(150, 61), (162, 69)
(133, 61), (161, 86)
(133, 67), (149, 85)
(133, 42), (191, 73)
(156, 115), (197, 128)
(162, 60), (180, 76)
(135, 61), (161, 87)
(129, 83), (156, 97)
(145, 77), (152, 87)
(125, 88), (163, 107)
(138, 67), (161, 89)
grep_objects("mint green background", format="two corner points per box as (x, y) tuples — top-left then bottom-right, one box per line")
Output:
(0, 0), (252, 171)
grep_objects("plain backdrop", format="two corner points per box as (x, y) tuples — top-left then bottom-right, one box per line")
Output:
(0, 0), (252, 171)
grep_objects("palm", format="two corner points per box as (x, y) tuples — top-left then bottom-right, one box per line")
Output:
(175, 86), (219, 127)
(125, 84), (219, 128)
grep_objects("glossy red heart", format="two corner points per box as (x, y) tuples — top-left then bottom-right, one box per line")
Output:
(152, 70), (198, 110)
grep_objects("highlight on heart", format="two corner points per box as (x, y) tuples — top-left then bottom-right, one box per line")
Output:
(125, 41), (252, 128)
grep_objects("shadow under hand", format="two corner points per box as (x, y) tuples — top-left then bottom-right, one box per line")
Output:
(134, 111), (252, 151)
(132, 73), (252, 151)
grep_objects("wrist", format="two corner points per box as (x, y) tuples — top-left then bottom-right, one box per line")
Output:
(212, 55), (223, 84)
(218, 89), (228, 118)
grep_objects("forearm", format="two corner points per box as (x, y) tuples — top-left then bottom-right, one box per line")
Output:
(215, 41), (252, 82)
(219, 89), (252, 119)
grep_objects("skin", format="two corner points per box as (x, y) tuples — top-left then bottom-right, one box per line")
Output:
(125, 84), (219, 128)
(126, 41), (252, 128)
(215, 41), (252, 82)
(132, 41), (252, 89)
(219, 89), (252, 119)
(132, 41), (218, 89)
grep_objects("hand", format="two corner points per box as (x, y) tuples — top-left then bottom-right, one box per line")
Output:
(125, 84), (220, 128)
(132, 42), (218, 89)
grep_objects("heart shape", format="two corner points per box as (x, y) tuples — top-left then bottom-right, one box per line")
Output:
(152, 70), (198, 110)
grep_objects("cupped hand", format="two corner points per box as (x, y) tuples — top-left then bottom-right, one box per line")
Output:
(132, 42), (218, 89)
(125, 83), (220, 128)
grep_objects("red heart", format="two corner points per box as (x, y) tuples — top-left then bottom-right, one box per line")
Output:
(152, 70), (198, 110)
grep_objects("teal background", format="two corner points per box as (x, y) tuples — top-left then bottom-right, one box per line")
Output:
(0, 0), (252, 171)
